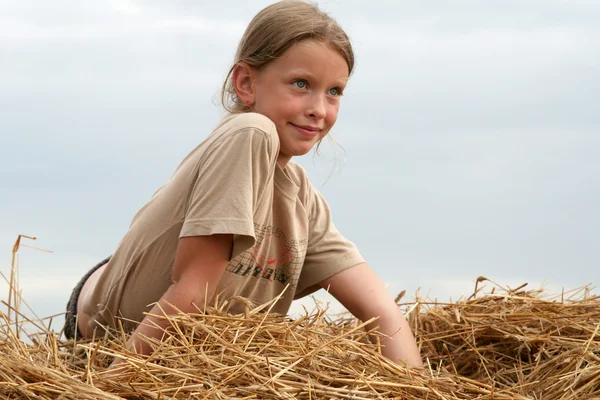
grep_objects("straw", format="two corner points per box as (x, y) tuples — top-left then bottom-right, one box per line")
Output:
(1, 238), (598, 399)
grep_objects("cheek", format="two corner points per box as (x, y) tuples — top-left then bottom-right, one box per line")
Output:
(259, 91), (296, 119)
(282, 93), (304, 113)
(326, 103), (340, 125)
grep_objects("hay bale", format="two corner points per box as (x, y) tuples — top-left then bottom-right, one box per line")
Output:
(411, 281), (600, 399)
(0, 281), (598, 399)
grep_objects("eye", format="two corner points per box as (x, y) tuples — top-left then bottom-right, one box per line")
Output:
(293, 79), (308, 89)
(328, 87), (343, 96)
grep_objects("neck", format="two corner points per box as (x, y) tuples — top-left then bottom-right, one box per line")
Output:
(277, 154), (291, 168)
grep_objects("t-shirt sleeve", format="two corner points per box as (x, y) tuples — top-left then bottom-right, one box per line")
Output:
(180, 125), (277, 260)
(294, 183), (365, 299)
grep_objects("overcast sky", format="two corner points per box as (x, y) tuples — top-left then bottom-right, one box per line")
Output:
(1, 0), (599, 330)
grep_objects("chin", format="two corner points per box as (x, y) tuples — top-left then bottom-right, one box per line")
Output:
(282, 143), (316, 158)
(294, 147), (316, 157)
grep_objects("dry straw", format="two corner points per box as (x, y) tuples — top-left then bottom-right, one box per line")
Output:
(1, 236), (599, 399)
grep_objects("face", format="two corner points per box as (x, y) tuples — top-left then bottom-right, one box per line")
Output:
(248, 40), (349, 166)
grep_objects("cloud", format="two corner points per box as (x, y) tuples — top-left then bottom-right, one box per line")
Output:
(0, 246), (97, 329)
(112, 0), (141, 15)
(0, 0), (598, 323)
(152, 16), (246, 36)
(289, 275), (586, 319)
(0, 274), (80, 302)
(0, 2), (245, 45)
(332, 0), (600, 31)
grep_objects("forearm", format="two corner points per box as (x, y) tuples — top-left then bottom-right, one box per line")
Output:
(319, 263), (424, 368)
(124, 281), (212, 358)
(365, 307), (423, 368)
(106, 234), (231, 372)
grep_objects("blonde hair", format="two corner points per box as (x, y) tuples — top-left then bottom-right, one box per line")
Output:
(221, 0), (355, 113)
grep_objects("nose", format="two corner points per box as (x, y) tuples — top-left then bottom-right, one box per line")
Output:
(306, 93), (326, 120)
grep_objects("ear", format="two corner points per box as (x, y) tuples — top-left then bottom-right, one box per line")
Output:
(232, 62), (256, 107)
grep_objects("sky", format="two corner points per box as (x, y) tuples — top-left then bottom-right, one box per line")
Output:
(1, 0), (599, 332)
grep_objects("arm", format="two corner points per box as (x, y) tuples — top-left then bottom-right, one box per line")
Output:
(111, 234), (232, 367)
(106, 120), (276, 373)
(319, 262), (423, 368)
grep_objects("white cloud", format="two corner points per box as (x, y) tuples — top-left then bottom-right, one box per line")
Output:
(0, 6), (244, 45)
(351, 27), (597, 94)
(112, 0), (141, 15)
(152, 16), (246, 37)
(1, 0), (598, 326)
(288, 276), (584, 320)
(0, 275), (79, 301)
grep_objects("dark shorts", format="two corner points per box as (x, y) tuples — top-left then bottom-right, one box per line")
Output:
(64, 256), (111, 340)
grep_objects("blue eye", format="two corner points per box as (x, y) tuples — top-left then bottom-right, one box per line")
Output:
(328, 88), (340, 96)
(293, 80), (307, 89)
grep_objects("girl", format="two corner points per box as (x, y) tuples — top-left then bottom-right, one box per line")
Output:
(64, 0), (423, 369)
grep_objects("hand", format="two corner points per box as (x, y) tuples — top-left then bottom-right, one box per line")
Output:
(96, 356), (130, 387)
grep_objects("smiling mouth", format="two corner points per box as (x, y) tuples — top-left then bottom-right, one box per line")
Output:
(290, 123), (321, 137)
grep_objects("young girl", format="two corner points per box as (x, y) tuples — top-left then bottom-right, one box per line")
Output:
(64, 0), (423, 369)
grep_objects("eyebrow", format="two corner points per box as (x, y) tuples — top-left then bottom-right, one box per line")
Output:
(287, 69), (348, 87)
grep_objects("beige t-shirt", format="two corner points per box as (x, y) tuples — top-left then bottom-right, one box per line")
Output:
(84, 112), (364, 334)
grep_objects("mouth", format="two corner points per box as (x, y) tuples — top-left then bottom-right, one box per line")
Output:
(290, 123), (322, 138)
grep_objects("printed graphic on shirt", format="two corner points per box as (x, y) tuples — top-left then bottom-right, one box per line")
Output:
(226, 223), (307, 288)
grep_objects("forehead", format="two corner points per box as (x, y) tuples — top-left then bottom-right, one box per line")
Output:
(267, 40), (349, 80)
